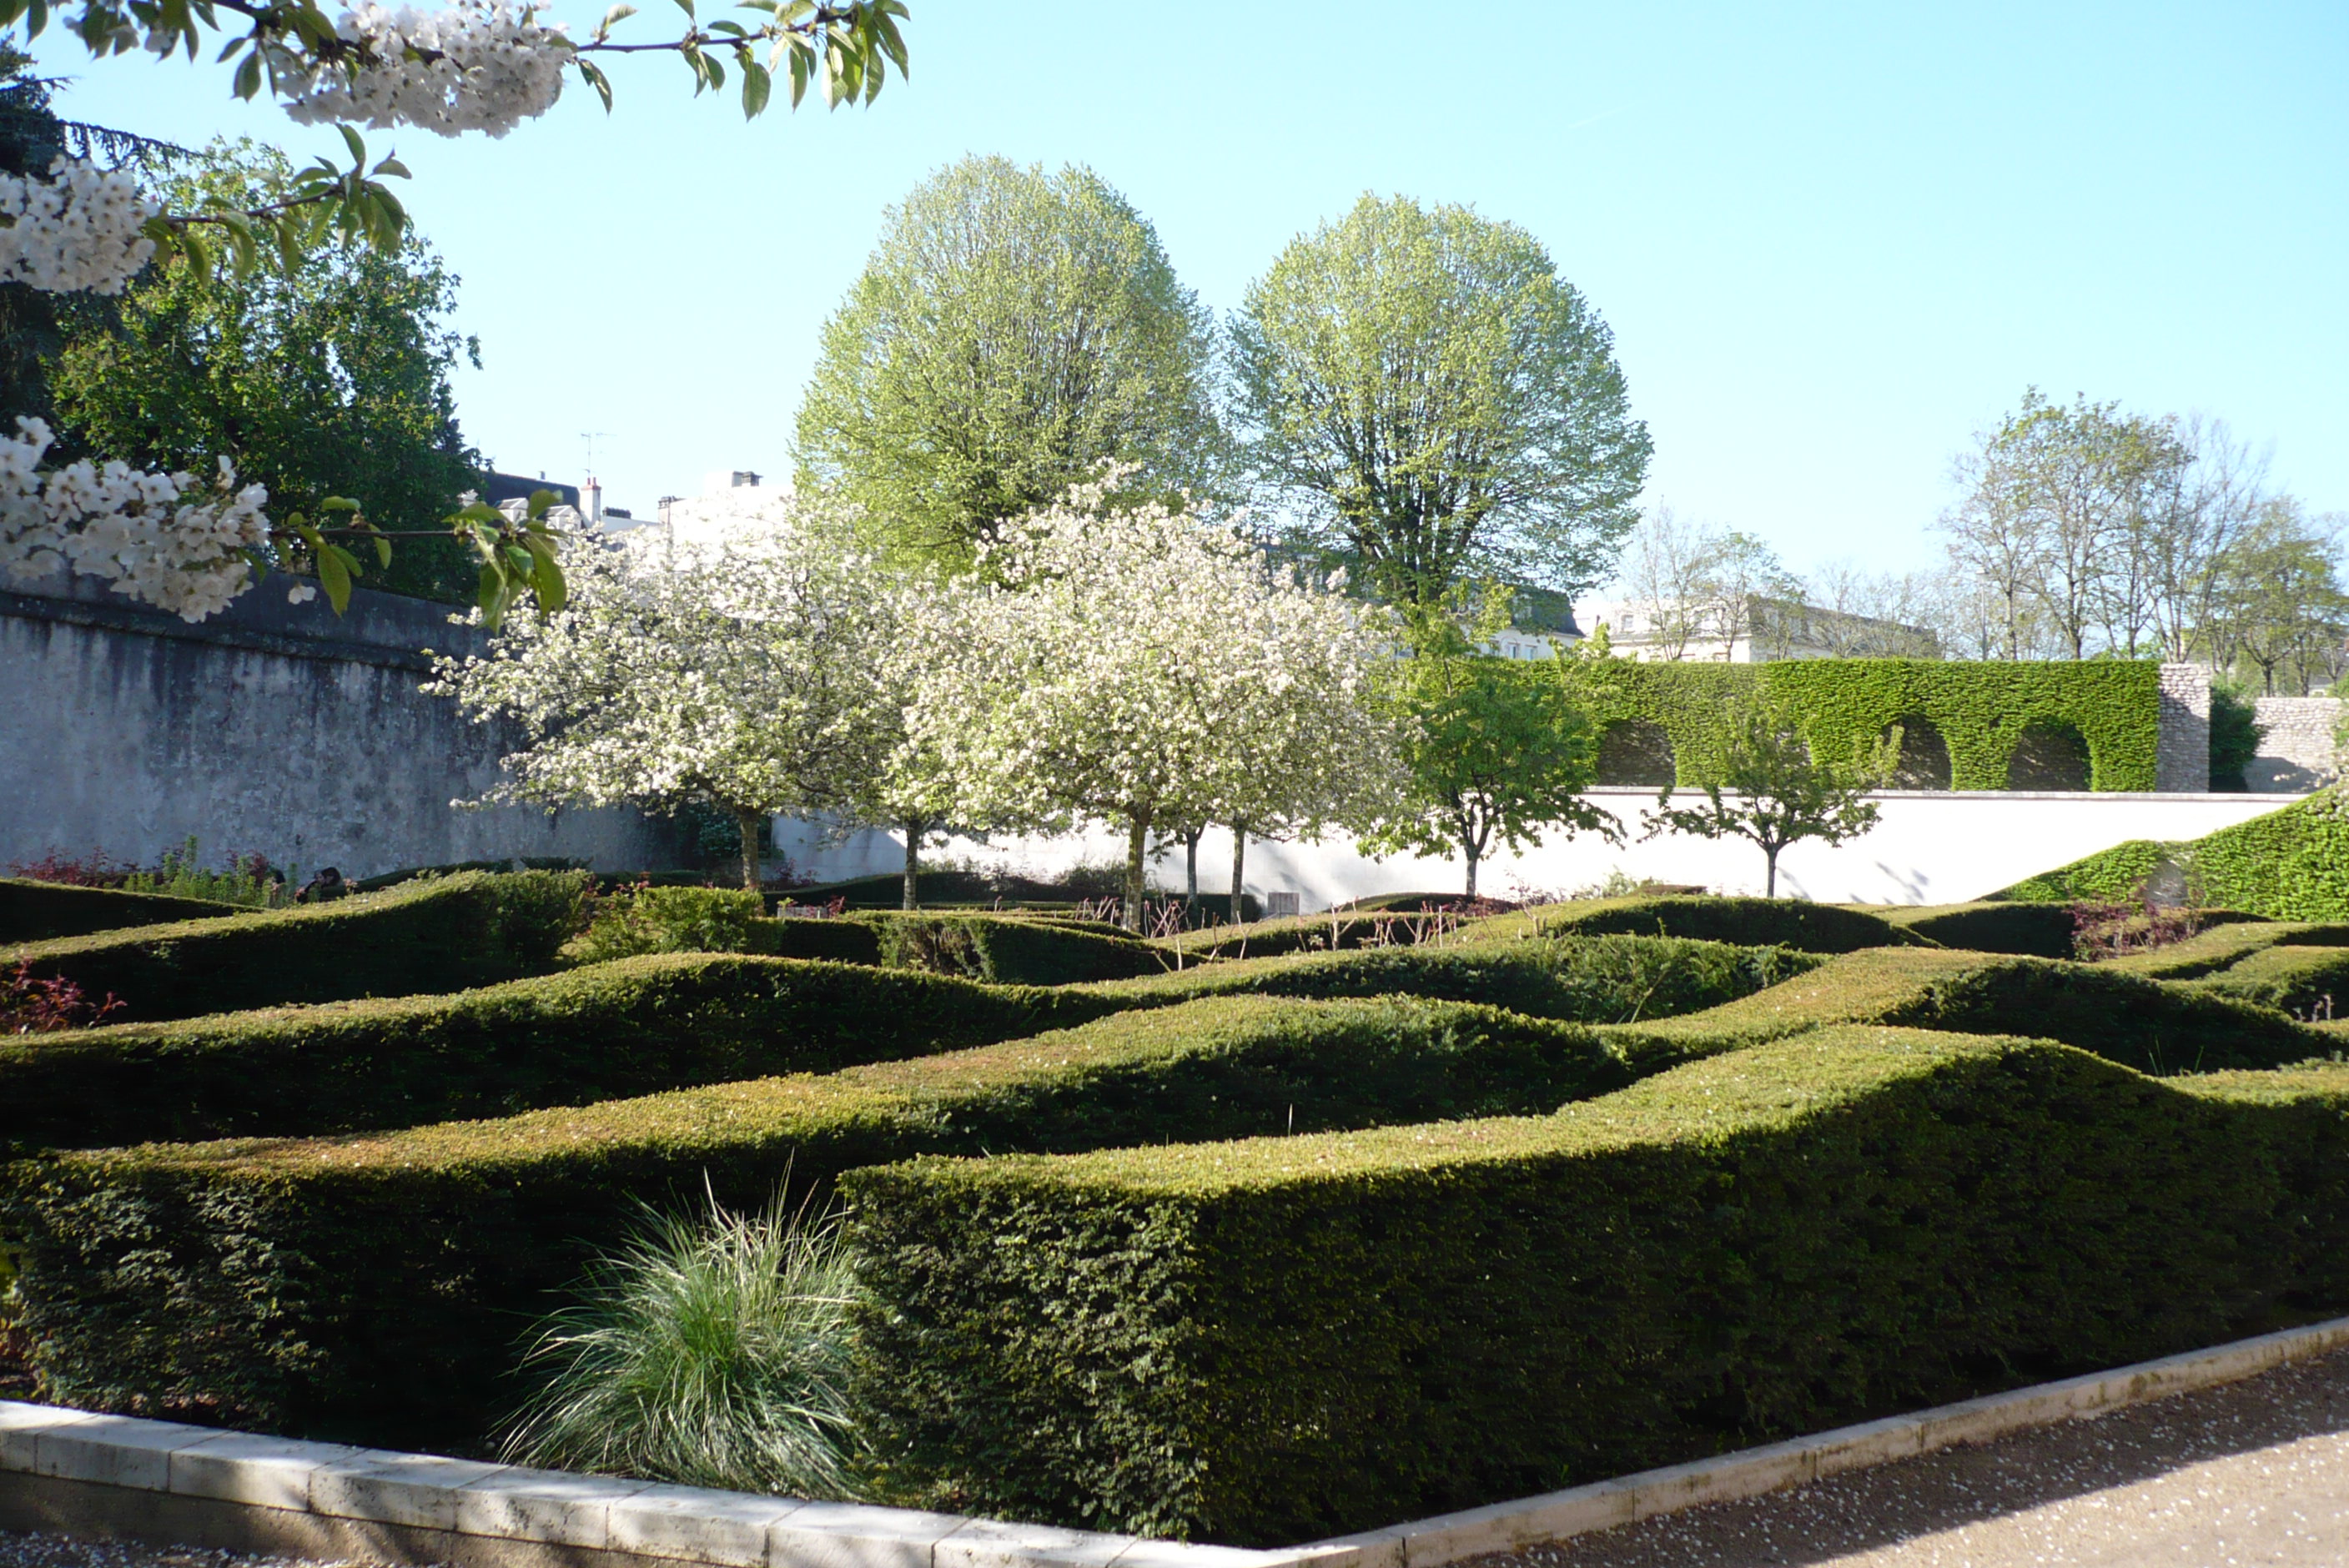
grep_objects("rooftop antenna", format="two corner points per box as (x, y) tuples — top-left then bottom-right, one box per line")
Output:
(580, 430), (614, 473)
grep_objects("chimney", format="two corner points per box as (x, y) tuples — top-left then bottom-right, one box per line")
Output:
(581, 475), (603, 527)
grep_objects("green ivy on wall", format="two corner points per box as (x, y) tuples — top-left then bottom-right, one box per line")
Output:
(1992, 788), (2349, 917)
(1537, 656), (2162, 793)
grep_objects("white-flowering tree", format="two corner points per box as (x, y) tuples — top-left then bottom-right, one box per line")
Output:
(428, 495), (894, 889)
(0, 0), (908, 624)
(901, 473), (1397, 931)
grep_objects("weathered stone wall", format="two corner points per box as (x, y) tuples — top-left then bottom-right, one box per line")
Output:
(2156, 663), (2211, 793)
(2248, 696), (2343, 793)
(1, 570), (682, 878)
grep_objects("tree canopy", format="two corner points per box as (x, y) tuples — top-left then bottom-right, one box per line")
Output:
(45, 143), (488, 602)
(1230, 193), (1650, 611)
(795, 155), (1223, 572)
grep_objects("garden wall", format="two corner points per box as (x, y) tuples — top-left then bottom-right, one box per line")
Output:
(782, 791), (2303, 910)
(2249, 696), (2342, 792)
(0, 570), (679, 878)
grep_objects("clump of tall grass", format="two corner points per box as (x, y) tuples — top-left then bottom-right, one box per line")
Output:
(500, 1189), (863, 1499)
(121, 837), (297, 907)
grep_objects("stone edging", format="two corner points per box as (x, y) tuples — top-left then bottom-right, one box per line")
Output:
(5, 1314), (2346, 1568)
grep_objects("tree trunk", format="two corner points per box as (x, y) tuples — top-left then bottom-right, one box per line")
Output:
(1464, 844), (1480, 900)
(901, 819), (923, 912)
(1230, 822), (1247, 926)
(1185, 827), (1201, 906)
(733, 807), (762, 892)
(1123, 813), (1149, 933)
(1764, 847), (1779, 899)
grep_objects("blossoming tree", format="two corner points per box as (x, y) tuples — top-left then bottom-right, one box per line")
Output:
(902, 473), (1397, 931)
(428, 495), (897, 890)
(0, 0), (908, 622)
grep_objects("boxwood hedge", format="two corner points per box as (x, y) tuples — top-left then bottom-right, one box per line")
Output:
(865, 914), (1164, 984)
(843, 1031), (2349, 1543)
(0, 879), (242, 944)
(1864, 902), (2079, 958)
(1084, 934), (1821, 1025)
(1172, 896), (1924, 962)
(1, 994), (1657, 1450)
(2195, 946), (2349, 1019)
(4, 872), (590, 1021)
(0, 955), (1119, 1149)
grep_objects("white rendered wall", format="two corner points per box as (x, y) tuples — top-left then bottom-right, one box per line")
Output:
(776, 791), (2305, 911)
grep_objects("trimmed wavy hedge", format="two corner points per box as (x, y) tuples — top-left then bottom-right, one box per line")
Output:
(1, 995), (1659, 1450)
(1992, 790), (2349, 918)
(0, 955), (1118, 1149)
(1172, 895), (1924, 962)
(0, 879), (241, 944)
(843, 1031), (2349, 1543)
(2195, 946), (2349, 1019)
(4, 871), (590, 1021)
(1547, 656), (2161, 792)
(1865, 902), (2079, 958)
(1087, 934), (1821, 1023)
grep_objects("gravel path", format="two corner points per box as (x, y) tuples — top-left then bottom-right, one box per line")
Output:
(1484, 1349), (2349, 1567)
(0, 1540), (350, 1568)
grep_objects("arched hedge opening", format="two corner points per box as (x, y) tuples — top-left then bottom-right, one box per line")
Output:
(2007, 719), (2093, 792)
(1884, 716), (1953, 790)
(1594, 719), (1677, 787)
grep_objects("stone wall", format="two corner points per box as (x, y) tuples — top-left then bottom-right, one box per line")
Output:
(2156, 663), (2211, 793)
(2248, 696), (2343, 793)
(1, 570), (682, 879)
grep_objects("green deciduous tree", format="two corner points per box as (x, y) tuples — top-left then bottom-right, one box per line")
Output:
(1230, 193), (1650, 611)
(1642, 694), (1892, 898)
(48, 141), (486, 601)
(1361, 599), (1615, 898)
(796, 156), (1223, 572)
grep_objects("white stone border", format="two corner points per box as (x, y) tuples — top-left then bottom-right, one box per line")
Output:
(4, 1313), (2346, 1568)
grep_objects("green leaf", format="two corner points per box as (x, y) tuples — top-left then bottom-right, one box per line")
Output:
(322, 495), (361, 512)
(596, 0), (636, 34)
(477, 561), (509, 629)
(336, 123), (367, 166)
(23, 0), (45, 42)
(232, 48), (263, 98)
(577, 56), (615, 110)
(741, 58), (770, 117)
(374, 535), (394, 569)
(523, 534), (566, 614)
(317, 545), (352, 614)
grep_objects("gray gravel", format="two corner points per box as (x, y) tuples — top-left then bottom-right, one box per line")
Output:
(1481, 1348), (2349, 1567)
(0, 1539), (352, 1568)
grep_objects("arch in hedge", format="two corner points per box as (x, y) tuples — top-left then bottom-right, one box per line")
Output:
(1882, 716), (1953, 790)
(2006, 718), (2094, 792)
(1594, 719), (1677, 787)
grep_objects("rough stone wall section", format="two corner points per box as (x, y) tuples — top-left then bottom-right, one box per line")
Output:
(1, 569), (681, 877)
(2247, 696), (2344, 793)
(2155, 663), (2211, 793)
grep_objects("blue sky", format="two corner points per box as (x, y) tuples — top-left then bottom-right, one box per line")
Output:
(27, 2), (2348, 582)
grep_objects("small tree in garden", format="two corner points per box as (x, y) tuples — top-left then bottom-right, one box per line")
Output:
(429, 498), (894, 891)
(900, 472), (1394, 930)
(1360, 598), (1613, 898)
(1642, 692), (1894, 897)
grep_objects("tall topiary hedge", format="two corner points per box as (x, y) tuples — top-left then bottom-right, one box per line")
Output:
(0, 879), (243, 944)
(1549, 657), (2161, 792)
(843, 1032), (2349, 1544)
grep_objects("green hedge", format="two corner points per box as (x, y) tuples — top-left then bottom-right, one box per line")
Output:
(843, 1030), (2349, 1543)
(1863, 902), (2080, 958)
(1602, 946), (2327, 1073)
(0, 880), (243, 945)
(864, 914), (1165, 984)
(1169, 897), (1924, 962)
(2099, 920), (2349, 980)
(1550, 657), (2161, 792)
(0, 955), (1117, 1150)
(1084, 934), (1821, 1025)
(1991, 791), (2349, 918)
(2195, 947), (2349, 1020)
(5, 872), (590, 1021)
(2, 995), (1654, 1450)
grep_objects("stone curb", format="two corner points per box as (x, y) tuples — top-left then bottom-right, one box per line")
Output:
(1304, 1312), (2349, 1568)
(5, 1314), (2346, 1568)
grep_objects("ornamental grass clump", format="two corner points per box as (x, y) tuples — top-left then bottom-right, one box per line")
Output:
(501, 1191), (863, 1500)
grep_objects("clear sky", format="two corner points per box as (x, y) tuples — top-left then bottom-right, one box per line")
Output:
(26, 2), (2349, 581)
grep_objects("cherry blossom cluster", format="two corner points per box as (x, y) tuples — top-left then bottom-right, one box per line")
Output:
(0, 418), (272, 622)
(0, 158), (158, 296)
(273, 2), (572, 138)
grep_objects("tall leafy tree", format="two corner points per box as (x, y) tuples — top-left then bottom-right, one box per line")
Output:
(46, 141), (486, 601)
(796, 156), (1224, 571)
(1230, 193), (1650, 611)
